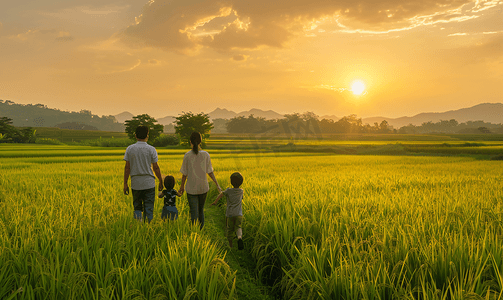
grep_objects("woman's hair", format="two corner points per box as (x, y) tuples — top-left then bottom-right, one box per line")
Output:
(163, 175), (175, 190)
(190, 132), (202, 154)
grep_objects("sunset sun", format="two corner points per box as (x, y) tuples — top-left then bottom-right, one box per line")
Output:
(351, 80), (366, 96)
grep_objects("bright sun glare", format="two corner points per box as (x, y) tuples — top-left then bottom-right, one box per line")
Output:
(351, 80), (366, 96)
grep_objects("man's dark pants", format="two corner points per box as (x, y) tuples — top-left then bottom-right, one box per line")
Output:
(132, 188), (155, 223)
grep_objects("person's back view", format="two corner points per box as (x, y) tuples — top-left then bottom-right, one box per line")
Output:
(123, 125), (163, 223)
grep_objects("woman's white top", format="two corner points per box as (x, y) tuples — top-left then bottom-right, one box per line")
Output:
(180, 150), (214, 195)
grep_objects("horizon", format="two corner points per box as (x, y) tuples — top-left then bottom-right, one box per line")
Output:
(1, 1), (502, 118)
(4, 99), (503, 121)
(116, 102), (503, 120)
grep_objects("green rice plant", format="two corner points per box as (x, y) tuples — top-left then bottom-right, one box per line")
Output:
(79, 137), (134, 147)
(233, 155), (503, 299)
(1, 145), (503, 299)
(35, 137), (65, 145)
(0, 152), (237, 300)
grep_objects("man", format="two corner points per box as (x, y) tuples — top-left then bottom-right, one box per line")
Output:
(123, 125), (163, 223)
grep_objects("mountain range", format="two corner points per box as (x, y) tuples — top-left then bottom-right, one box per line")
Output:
(114, 108), (285, 125)
(2, 99), (502, 130)
(361, 103), (503, 128)
(115, 103), (503, 128)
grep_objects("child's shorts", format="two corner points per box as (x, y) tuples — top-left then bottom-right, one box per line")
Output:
(161, 206), (178, 221)
(226, 216), (243, 238)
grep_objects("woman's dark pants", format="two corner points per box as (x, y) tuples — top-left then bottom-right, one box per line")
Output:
(187, 193), (207, 229)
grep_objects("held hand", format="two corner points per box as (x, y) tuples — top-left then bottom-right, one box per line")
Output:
(158, 182), (164, 191)
(123, 184), (129, 195)
(217, 186), (223, 194)
(178, 187), (184, 195)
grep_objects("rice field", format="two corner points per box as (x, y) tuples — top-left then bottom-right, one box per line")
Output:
(1, 143), (502, 299)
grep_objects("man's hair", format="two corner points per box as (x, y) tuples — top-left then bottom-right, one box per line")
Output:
(136, 125), (149, 139)
(230, 172), (243, 188)
(164, 175), (175, 190)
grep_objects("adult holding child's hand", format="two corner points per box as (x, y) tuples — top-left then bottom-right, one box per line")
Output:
(123, 125), (163, 223)
(179, 132), (221, 229)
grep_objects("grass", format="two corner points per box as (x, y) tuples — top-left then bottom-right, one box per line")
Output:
(1, 143), (502, 299)
(0, 151), (237, 299)
(30, 127), (127, 143)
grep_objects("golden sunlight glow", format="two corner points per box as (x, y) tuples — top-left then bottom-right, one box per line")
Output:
(351, 80), (366, 95)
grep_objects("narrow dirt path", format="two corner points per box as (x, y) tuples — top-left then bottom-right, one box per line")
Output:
(203, 203), (276, 300)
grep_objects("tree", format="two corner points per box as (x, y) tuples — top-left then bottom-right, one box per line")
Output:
(12, 127), (36, 143)
(335, 114), (362, 133)
(226, 115), (266, 133)
(124, 114), (164, 144)
(174, 112), (213, 145)
(478, 127), (491, 134)
(0, 117), (36, 143)
(0, 117), (14, 133)
(0, 117), (16, 141)
(379, 120), (391, 133)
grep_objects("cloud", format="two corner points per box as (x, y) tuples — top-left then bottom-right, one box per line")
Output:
(470, 36), (503, 59)
(442, 35), (503, 64)
(11, 29), (77, 43)
(92, 54), (142, 74)
(55, 36), (74, 42)
(55, 31), (74, 42)
(448, 32), (468, 36)
(232, 54), (248, 61)
(118, 0), (500, 53)
(303, 84), (368, 97)
(13, 29), (57, 41)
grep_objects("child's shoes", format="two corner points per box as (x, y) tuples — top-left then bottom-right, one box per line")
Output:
(237, 238), (244, 250)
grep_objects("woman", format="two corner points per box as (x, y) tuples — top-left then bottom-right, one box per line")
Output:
(179, 132), (221, 229)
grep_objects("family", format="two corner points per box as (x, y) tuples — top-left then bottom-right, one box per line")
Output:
(122, 125), (244, 250)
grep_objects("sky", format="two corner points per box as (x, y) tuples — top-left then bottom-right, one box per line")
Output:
(0, 0), (502, 119)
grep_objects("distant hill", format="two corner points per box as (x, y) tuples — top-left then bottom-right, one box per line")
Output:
(363, 103), (503, 128)
(156, 115), (176, 125)
(0, 100), (123, 131)
(207, 108), (284, 120)
(237, 108), (283, 119)
(4, 98), (502, 132)
(113, 112), (176, 127)
(114, 111), (134, 124)
(320, 115), (339, 121)
(208, 108), (238, 119)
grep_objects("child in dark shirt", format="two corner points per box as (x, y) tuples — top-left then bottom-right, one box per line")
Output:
(211, 172), (244, 250)
(158, 175), (182, 221)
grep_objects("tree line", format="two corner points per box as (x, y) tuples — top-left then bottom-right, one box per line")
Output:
(224, 113), (503, 134)
(225, 113), (392, 134)
(397, 119), (503, 134)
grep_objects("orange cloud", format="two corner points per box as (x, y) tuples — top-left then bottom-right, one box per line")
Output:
(232, 54), (248, 61)
(12, 29), (71, 41)
(117, 0), (501, 52)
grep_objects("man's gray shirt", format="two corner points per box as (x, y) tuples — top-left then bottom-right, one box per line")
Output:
(124, 141), (158, 190)
(223, 188), (243, 217)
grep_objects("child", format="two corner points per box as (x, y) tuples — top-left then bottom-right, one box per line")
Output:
(211, 172), (244, 250)
(158, 175), (182, 221)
